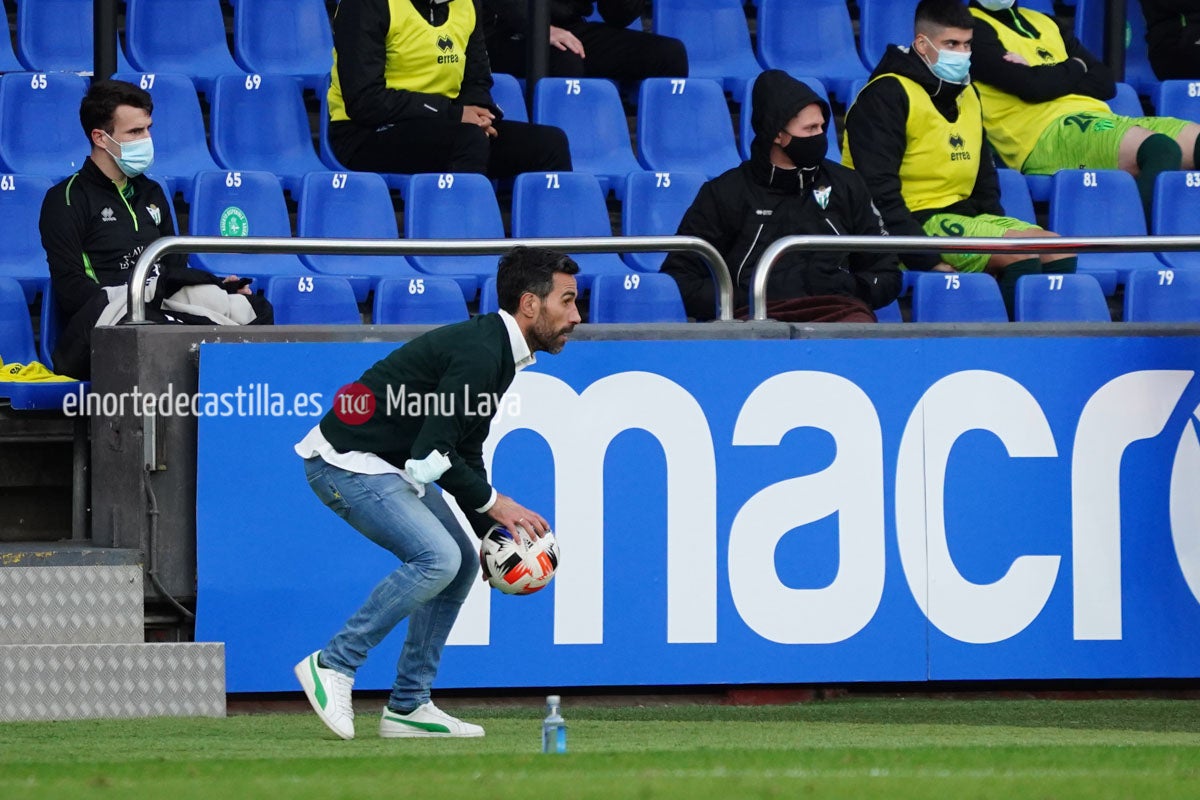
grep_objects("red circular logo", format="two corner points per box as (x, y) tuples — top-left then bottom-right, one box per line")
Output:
(332, 382), (376, 425)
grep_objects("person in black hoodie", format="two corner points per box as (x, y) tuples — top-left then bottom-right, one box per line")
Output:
(845, 0), (1075, 316)
(328, 0), (571, 178)
(661, 70), (902, 322)
(1141, 0), (1200, 80)
(480, 0), (687, 81)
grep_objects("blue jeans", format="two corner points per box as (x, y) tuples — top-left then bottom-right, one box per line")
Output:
(303, 456), (478, 711)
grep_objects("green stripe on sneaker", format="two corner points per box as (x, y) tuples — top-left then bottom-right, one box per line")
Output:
(309, 656), (327, 710)
(383, 713), (450, 734)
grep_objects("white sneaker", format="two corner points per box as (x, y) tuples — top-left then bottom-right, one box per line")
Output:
(379, 702), (485, 738)
(294, 651), (355, 740)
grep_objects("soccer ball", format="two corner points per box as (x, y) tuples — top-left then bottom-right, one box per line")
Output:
(479, 525), (559, 595)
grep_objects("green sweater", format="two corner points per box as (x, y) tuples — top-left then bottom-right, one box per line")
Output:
(320, 313), (516, 514)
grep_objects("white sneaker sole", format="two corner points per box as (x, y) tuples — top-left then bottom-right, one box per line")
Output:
(379, 714), (484, 738)
(294, 655), (355, 741)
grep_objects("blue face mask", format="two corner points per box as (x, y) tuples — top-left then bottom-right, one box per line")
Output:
(103, 132), (155, 177)
(919, 37), (972, 85)
(976, 0), (1015, 10)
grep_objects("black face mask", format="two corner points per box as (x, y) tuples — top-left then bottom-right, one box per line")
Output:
(781, 132), (827, 170)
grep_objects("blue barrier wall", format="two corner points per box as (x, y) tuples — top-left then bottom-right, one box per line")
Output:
(195, 336), (1200, 692)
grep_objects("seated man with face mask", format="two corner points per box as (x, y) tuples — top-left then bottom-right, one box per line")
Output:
(39, 79), (272, 380)
(967, 0), (1200, 224)
(844, 0), (1076, 317)
(661, 70), (902, 322)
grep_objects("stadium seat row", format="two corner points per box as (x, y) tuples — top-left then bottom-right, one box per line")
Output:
(0, 0), (1172, 109)
(4, 165), (1199, 308)
(907, 269), (1200, 323)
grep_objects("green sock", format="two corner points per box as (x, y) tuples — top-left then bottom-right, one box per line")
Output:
(1135, 134), (1182, 226)
(998, 258), (1042, 320)
(1042, 256), (1077, 274)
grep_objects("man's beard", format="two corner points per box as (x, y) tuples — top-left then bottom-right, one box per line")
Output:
(529, 313), (571, 354)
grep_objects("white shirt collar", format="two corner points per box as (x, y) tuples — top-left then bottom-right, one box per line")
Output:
(498, 309), (536, 372)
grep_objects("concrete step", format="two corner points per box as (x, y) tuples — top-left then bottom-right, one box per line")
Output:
(0, 643), (225, 721)
(0, 546), (144, 645)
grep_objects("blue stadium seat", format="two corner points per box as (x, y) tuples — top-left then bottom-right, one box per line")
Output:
(318, 75), (411, 194)
(652, 0), (763, 95)
(738, 75), (839, 163)
(233, 0), (333, 91)
(0, 278), (82, 409)
(208, 74), (327, 194)
(637, 78), (740, 178)
(533, 77), (641, 198)
(0, 174), (55, 303)
(511, 171), (636, 291)
(848, 78), (869, 106)
(295, 171), (422, 302)
(1123, 267), (1200, 321)
(874, 299), (903, 322)
(1022, 0), (1056, 12)
(1048, 169), (1159, 293)
(404, 172), (506, 301)
(16, 0), (135, 73)
(188, 169), (312, 283)
(997, 167), (1037, 225)
(1151, 171), (1200, 270)
(1154, 79), (1200, 124)
(372, 276), (470, 325)
(1014, 273), (1111, 321)
(491, 73), (528, 123)
(910, 272), (1008, 322)
(0, 73), (89, 179)
(1073, 0), (1105, 57)
(756, 0), (868, 104)
(478, 276), (500, 314)
(265, 275), (361, 325)
(0, 17), (24, 73)
(38, 281), (64, 369)
(111, 72), (220, 201)
(588, 273), (687, 322)
(620, 170), (706, 272)
(125, 0), (244, 94)
(1124, 0), (1160, 96)
(858, 0), (912, 71)
(1109, 82), (1145, 117)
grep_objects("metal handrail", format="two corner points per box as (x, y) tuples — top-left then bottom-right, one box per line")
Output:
(127, 235), (734, 323)
(751, 235), (1200, 321)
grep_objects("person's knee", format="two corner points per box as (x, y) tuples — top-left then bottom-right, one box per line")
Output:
(653, 36), (689, 77)
(1136, 132), (1182, 172)
(537, 124), (573, 172)
(449, 125), (491, 174)
(412, 539), (463, 589)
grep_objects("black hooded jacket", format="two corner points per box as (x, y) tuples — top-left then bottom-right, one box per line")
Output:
(661, 71), (902, 320)
(844, 45), (1003, 271)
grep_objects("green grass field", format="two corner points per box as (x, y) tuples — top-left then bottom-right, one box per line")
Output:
(2, 698), (1199, 798)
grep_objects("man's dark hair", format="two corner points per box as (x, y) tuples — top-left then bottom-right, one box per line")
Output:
(915, 0), (975, 34)
(79, 79), (153, 140)
(495, 246), (580, 313)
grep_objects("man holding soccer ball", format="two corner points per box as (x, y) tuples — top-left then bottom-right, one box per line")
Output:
(292, 246), (580, 740)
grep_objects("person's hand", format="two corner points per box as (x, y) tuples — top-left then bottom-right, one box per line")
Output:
(487, 493), (550, 539)
(930, 262), (958, 273)
(549, 25), (585, 57)
(1003, 51), (1030, 66)
(461, 105), (499, 138)
(223, 275), (253, 295)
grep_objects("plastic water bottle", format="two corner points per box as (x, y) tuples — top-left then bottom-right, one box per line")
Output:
(541, 695), (567, 754)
